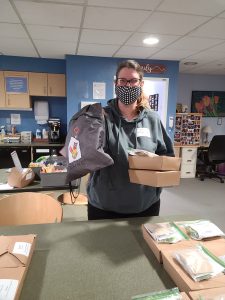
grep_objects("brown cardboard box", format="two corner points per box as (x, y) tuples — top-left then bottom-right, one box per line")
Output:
(161, 239), (225, 293)
(189, 287), (225, 300)
(181, 292), (191, 300)
(128, 155), (181, 171)
(0, 234), (36, 300)
(7, 167), (35, 188)
(142, 224), (196, 263)
(0, 267), (26, 300)
(129, 169), (181, 187)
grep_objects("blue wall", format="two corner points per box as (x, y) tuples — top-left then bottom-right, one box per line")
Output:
(0, 54), (180, 140)
(66, 55), (179, 138)
(0, 55), (67, 136)
(178, 73), (225, 142)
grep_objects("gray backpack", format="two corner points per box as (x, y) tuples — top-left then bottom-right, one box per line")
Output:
(61, 103), (114, 183)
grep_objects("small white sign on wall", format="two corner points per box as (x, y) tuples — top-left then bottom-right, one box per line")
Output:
(11, 113), (21, 125)
(93, 82), (106, 99)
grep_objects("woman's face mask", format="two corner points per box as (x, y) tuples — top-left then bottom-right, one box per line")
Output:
(115, 86), (142, 105)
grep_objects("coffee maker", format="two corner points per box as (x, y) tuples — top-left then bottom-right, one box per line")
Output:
(48, 118), (61, 143)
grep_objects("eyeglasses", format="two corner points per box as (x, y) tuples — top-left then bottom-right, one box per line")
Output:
(116, 78), (141, 86)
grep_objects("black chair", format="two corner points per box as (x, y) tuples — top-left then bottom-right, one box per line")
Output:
(198, 135), (225, 183)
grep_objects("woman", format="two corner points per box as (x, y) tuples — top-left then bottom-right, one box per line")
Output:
(87, 59), (174, 220)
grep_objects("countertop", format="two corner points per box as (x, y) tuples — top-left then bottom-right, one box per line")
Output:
(0, 142), (64, 147)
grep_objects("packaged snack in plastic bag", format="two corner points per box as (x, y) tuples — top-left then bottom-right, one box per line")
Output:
(173, 245), (225, 281)
(181, 220), (225, 240)
(144, 222), (188, 244)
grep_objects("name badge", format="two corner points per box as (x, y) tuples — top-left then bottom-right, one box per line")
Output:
(136, 128), (151, 138)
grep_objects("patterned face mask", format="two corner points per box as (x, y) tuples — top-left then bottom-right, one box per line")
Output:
(115, 86), (142, 105)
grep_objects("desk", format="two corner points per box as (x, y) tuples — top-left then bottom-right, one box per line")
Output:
(0, 216), (194, 300)
(0, 168), (79, 194)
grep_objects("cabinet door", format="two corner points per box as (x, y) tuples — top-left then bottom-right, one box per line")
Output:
(4, 71), (31, 109)
(48, 74), (66, 97)
(0, 71), (6, 107)
(29, 72), (47, 96)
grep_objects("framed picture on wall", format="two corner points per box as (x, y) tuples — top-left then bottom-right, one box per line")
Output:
(191, 91), (225, 117)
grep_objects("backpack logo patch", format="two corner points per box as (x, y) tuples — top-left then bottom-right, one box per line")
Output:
(68, 137), (81, 163)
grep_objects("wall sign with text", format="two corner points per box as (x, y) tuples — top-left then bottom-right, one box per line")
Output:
(5, 76), (28, 94)
(140, 64), (167, 74)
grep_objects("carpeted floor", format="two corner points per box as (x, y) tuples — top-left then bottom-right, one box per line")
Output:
(62, 177), (225, 231)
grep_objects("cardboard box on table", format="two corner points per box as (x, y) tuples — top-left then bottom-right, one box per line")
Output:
(0, 234), (36, 300)
(161, 238), (225, 293)
(7, 167), (35, 188)
(128, 155), (181, 171)
(189, 287), (225, 300)
(142, 224), (196, 263)
(181, 292), (191, 300)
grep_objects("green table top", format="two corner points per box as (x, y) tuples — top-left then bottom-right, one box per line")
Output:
(0, 216), (190, 300)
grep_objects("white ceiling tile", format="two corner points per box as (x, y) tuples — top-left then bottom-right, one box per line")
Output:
(125, 33), (180, 48)
(14, 1), (83, 27)
(87, 0), (161, 10)
(80, 29), (131, 44)
(83, 7), (150, 31)
(139, 12), (210, 35)
(158, 0), (225, 17)
(27, 25), (79, 42)
(150, 49), (197, 60)
(114, 46), (158, 59)
(77, 43), (119, 57)
(34, 39), (76, 58)
(0, 0), (20, 22)
(38, 0), (86, 3)
(184, 50), (225, 61)
(208, 42), (225, 52)
(0, 37), (38, 57)
(168, 36), (223, 51)
(189, 18), (225, 39)
(0, 23), (27, 38)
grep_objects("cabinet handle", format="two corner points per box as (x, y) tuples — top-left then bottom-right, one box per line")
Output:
(49, 87), (52, 95)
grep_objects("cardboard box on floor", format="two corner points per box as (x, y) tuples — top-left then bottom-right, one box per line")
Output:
(0, 234), (36, 300)
(129, 169), (181, 187)
(161, 238), (225, 293)
(128, 155), (181, 171)
(7, 167), (35, 188)
(142, 224), (196, 263)
(189, 287), (225, 300)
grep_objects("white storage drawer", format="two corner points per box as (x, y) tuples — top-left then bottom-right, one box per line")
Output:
(181, 147), (197, 178)
(181, 164), (196, 178)
(182, 147), (197, 161)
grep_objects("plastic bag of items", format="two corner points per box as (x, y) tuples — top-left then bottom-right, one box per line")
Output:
(173, 245), (225, 281)
(132, 287), (182, 300)
(180, 220), (225, 240)
(144, 222), (188, 244)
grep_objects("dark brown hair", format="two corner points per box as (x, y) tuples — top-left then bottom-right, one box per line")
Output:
(116, 60), (149, 111)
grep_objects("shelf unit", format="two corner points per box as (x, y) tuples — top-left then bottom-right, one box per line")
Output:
(174, 113), (202, 146)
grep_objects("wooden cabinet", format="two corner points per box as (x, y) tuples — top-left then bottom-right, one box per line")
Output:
(29, 72), (47, 96)
(48, 74), (66, 97)
(29, 73), (66, 97)
(174, 113), (202, 146)
(4, 71), (31, 109)
(0, 71), (6, 107)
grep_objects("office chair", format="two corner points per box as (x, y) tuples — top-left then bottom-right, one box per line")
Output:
(199, 135), (225, 183)
(0, 192), (63, 226)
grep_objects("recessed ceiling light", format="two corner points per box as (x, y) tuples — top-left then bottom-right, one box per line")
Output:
(143, 37), (159, 45)
(184, 61), (198, 66)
